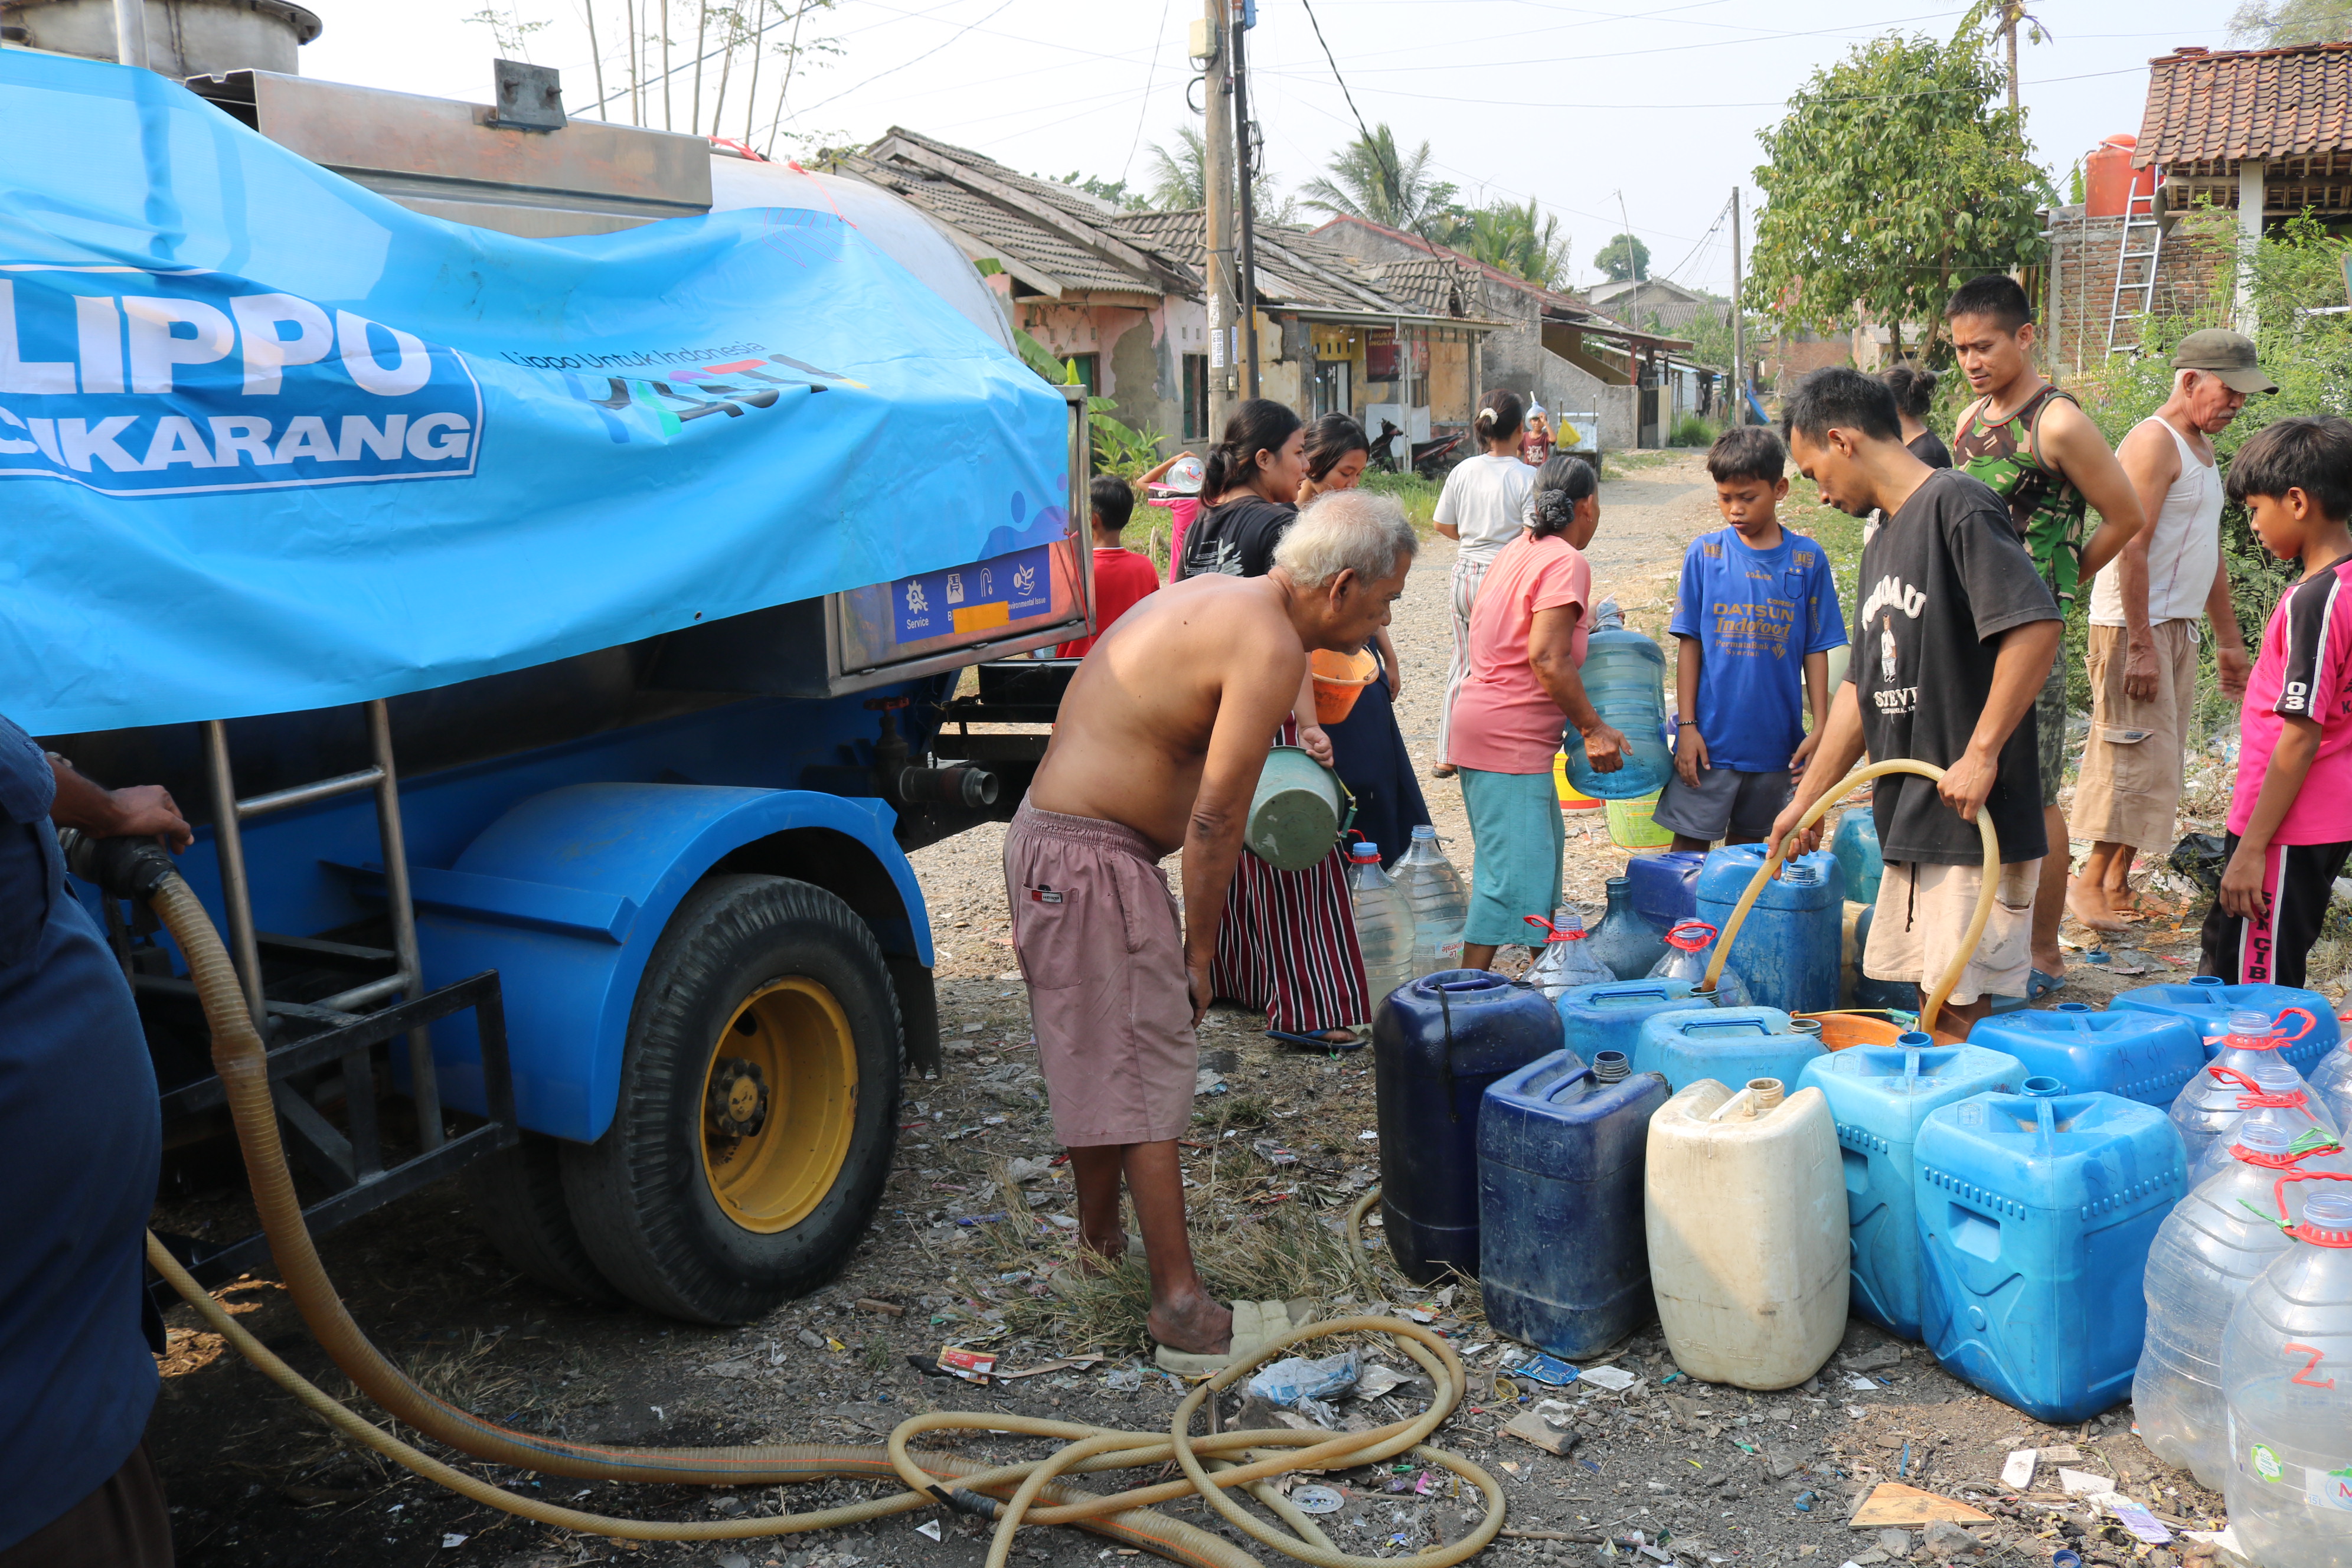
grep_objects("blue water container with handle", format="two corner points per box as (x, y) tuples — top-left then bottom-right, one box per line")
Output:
(1915, 1089), (2187, 1422)
(1478, 1050), (1671, 1357)
(1554, 976), (1713, 1063)
(2108, 977), (2341, 1078)
(1969, 1002), (2208, 1108)
(1625, 851), (1705, 933)
(1633, 1005), (1822, 1094)
(1831, 808), (1884, 907)
(1798, 1037), (2026, 1340)
(1694, 844), (1846, 1014)
(1372, 970), (1566, 1283)
(1560, 629), (1673, 800)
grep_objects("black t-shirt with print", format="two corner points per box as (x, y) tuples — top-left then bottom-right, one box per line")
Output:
(1847, 468), (2059, 864)
(1178, 496), (1296, 580)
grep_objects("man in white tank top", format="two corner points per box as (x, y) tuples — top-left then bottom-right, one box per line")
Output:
(2070, 331), (2273, 929)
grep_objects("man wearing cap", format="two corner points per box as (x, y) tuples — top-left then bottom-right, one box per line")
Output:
(2068, 330), (2273, 929)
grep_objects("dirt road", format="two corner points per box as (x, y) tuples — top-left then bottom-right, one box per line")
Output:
(146, 452), (2223, 1568)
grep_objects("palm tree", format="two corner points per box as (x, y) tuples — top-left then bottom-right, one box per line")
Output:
(1298, 124), (1458, 237)
(1142, 127), (1295, 220)
(1459, 200), (1572, 290)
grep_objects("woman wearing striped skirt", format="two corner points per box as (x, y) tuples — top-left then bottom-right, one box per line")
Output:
(1432, 390), (1538, 776)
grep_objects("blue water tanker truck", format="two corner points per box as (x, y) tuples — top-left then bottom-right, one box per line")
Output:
(5, 51), (1094, 1324)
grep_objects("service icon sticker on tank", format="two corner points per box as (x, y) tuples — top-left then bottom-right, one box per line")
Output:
(2251, 1443), (2284, 1483)
(893, 545), (1053, 642)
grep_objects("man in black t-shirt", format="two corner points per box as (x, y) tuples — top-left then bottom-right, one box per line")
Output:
(1766, 369), (2062, 1032)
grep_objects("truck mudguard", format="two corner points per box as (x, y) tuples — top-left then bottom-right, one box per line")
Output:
(406, 782), (930, 1142)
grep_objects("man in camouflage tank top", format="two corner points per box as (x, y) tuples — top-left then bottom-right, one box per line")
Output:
(1945, 275), (2147, 995)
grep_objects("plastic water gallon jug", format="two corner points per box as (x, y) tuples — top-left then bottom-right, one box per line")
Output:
(1798, 1038), (2027, 1341)
(1971, 1003), (2208, 1109)
(1372, 971), (1566, 1283)
(1694, 844), (1846, 1014)
(1582, 876), (1666, 981)
(1915, 1089), (2186, 1423)
(1646, 1077), (1848, 1390)
(1347, 842), (1416, 1011)
(2135, 1125), (2352, 1492)
(1479, 1050), (1672, 1357)
(1625, 850), (1706, 933)
(1647, 920), (1753, 1008)
(1554, 978), (1712, 1064)
(2309, 1030), (2352, 1131)
(1523, 909), (1613, 1000)
(2171, 1014), (2340, 1168)
(1396, 825), (1470, 977)
(2110, 977), (2341, 1079)
(2187, 1067), (2346, 1184)
(2220, 1178), (2352, 1567)
(1560, 629), (1674, 800)
(1831, 808), (1884, 907)
(1634, 1005), (1819, 1096)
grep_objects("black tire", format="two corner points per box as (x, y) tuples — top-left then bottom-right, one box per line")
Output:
(463, 1132), (622, 1304)
(560, 874), (901, 1325)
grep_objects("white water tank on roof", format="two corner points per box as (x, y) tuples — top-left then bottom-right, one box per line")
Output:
(2, 0), (320, 77)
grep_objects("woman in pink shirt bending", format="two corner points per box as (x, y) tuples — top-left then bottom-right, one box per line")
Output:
(1447, 456), (1629, 969)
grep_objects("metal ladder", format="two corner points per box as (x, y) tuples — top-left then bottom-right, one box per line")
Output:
(138, 697), (517, 1291)
(2105, 174), (2166, 357)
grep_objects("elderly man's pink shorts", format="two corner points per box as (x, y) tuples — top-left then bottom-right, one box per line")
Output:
(1003, 801), (1198, 1147)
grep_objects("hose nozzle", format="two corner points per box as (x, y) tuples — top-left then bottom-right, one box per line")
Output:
(56, 827), (177, 900)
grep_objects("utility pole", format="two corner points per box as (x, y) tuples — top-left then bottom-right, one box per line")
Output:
(1729, 187), (1746, 426)
(1231, 1), (1260, 400)
(1201, 0), (1236, 437)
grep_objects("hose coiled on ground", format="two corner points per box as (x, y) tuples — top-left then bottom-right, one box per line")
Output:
(143, 873), (1504, 1562)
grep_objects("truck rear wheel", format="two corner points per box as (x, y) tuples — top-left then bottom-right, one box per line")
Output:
(560, 874), (900, 1324)
(463, 1133), (621, 1304)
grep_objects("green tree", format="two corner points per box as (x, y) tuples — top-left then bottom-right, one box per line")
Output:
(1050, 172), (1148, 211)
(1459, 200), (1572, 290)
(1746, 15), (2051, 355)
(2228, 0), (2352, 44)
(1298, 124), (1458, 236)
(1141, 127), (1292, 220)
(1593, 233), (1649, 282)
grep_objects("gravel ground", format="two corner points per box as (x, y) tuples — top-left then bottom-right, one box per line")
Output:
(146, 451), (2245, 1568)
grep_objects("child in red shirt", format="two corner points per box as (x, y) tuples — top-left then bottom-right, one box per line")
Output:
(1058, 474), (1161, 658)
(2206, 417), (2352, 986)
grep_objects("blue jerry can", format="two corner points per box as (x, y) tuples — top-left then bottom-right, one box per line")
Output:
(1372, 970), (1565, 1283)
(1625, 850), (1706, 933)
(1633, 1004), (1821, 1095)
(1969, 1002), (2208, 1108)
(1478, 1051), (1671, 1357)
(1798, 1037), (2025, 1340)
(1554, 976), (1713, 1064)
(2108, 977), (2341, 1078)
(1915, 1089), (2186, 1423)
(1694, 843), (1845, 1014)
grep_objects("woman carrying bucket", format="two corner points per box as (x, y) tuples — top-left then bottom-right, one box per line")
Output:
(1449, 456), (1627, 971)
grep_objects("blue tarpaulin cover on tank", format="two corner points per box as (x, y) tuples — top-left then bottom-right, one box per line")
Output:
(0, 52), (1067, 736)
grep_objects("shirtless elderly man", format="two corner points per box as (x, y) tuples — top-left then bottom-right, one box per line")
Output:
(1004, 491), (1416, 1358)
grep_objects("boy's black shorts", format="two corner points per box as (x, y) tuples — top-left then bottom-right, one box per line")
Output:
(2197, 831), (2352, 989)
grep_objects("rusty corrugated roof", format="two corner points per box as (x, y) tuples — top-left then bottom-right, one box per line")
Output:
(2135, 42), (2352, 166)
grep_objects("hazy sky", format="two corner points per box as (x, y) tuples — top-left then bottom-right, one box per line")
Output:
(295, 0), (2232, 296)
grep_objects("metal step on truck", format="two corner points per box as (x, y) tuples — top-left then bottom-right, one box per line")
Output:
(2, 30), (1091, 1325)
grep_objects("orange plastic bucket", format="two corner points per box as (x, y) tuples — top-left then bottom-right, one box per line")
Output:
(1311, 648), (1378, 724)
(1799, 1011), (1965, 1050)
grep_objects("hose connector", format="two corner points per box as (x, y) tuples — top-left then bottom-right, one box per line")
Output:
(57, 828), (178, 900)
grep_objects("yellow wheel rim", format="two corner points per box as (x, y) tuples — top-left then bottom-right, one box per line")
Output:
(698, 976), (859, 1234)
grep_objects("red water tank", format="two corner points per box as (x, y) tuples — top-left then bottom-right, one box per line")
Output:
(2085, 133), (2155, 217)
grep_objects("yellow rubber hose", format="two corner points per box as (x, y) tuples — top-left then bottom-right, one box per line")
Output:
(144, 873), (1501, 1561)
(1700, 759), (2001, 1036)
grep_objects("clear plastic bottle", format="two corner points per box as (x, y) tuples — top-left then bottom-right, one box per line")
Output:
(1647, 920), (1752, 1008)
(2188, 1068), (2347, 1185)
(1523, 906), (1613, 999)
(1394, 825), (1471, 977)
(2220, 1183), (2352, 1566)
(2135, 1125), (2352, 1492)
(2173, 1014), (2334, 1168)
(1347, 842), (1417, 1007)
(2312, 1035), (2352, 1133)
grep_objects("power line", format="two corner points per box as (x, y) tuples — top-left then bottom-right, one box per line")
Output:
(1296, 0), (1449, 255)
(787, 0), (1017, 120)
(1253, 60), (2148, 112)
(1121, 0), (1172, 187)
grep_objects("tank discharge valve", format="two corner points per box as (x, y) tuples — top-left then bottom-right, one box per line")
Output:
(897, 765), (999, 810)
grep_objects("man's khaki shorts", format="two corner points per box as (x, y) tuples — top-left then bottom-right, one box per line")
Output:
(1864, 858), (2042, 1004)
(2073, 620), (2202, 852)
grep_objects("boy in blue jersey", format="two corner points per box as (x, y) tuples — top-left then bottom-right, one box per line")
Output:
(1655, 426), (1849, 852)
